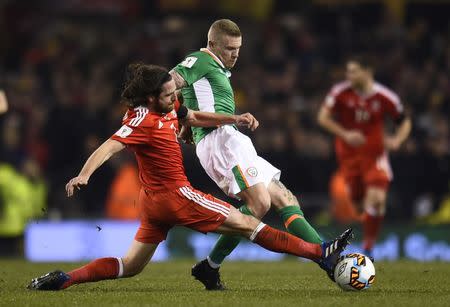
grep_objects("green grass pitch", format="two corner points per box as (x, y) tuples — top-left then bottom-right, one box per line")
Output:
(1, 260), (449, 307)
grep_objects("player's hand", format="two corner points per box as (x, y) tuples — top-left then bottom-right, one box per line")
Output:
(178, 125), (194, 144)
(384, 136), (402, 151)
(66, 176), (89, 197)
(235, 113), (259, 131)
(343, 130), (366, 147)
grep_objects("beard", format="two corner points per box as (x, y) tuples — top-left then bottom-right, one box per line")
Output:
(155, 102), (174, 114)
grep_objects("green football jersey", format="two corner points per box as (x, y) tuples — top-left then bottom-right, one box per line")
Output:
(174, 48), (235, 144)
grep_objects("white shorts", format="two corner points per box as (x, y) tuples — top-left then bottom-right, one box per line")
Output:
(196, 125), (281, 198)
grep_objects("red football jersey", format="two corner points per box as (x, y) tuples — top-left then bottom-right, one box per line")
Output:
(110, 101), (190, 191)
(324, 81), (404, 161)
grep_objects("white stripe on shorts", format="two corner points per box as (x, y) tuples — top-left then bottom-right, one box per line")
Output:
(180, 186), (230, 216)
(183, 187), (230, 216)
(179, 186), (230, 217)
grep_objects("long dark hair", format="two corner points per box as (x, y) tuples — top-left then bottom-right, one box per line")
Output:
(120, 63), (172, 108)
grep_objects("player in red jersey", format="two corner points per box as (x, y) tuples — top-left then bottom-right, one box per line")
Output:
(318, 56), (411, 257)
(28, 64), (352, 290)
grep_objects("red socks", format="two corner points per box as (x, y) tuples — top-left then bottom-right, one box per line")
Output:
(62, 257), (123, 289)
(252, 223), (322, 261)
(362, 213), (384, 251)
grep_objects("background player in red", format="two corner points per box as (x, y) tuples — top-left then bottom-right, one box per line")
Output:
(28, 64), (352, 291)
(318, 56), (411, 257)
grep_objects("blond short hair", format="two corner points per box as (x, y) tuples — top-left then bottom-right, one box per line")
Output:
(208, 19), (241, 42)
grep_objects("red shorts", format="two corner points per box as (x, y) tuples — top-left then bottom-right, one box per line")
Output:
(134, 185), (231, 244)
(337, 153), (392, 202)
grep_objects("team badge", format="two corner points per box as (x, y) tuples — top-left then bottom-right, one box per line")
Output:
(115, 125), (133, 138)
(246, 167), (258, 177)
(180, 56), (197, 68)
(371, 100), (380, 112)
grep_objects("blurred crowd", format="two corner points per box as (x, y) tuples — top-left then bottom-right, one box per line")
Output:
(0, 1), (449, 232)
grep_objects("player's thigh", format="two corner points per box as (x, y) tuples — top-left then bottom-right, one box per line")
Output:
(197, 126), (280, 204)
(136, 188), (172, 245)
(176, 186), (231, 234)
(215, 205), (260, 238)
(122, 240), (158, 277)
(236, 182), (271, 217)
(364, 155), (391, 191)
(338, 164), (365, 203)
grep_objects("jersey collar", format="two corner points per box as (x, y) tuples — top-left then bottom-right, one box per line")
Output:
(353, 80), (377, 99)
(200, 48), (226, 69)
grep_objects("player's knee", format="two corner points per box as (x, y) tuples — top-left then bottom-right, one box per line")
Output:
(248, 193), (271, 218)
(365, 189), (387, 214)
(370, 190), (386, 207)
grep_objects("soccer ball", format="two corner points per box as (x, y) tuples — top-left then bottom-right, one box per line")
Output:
(334, 253), (375, 291)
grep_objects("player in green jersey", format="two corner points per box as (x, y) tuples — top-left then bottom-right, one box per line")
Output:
(170, 19), (329, 290)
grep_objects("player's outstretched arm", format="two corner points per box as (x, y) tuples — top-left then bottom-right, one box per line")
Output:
(183, 110), (259, 131)
(66, 139), (125, 197)
(0, 90), (8, 114)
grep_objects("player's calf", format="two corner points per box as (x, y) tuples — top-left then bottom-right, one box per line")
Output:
(362, 187), (387, 255)
(268, 179), (323, 244)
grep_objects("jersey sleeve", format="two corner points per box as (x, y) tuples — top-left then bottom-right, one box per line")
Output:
(174, 53), (211, 86)
(324, 87), (341, 113)
(324, 81), (352, 112)
(111, 109), (154, 145)
(111, 124), (150, 145)
(383, 92), (404, 120)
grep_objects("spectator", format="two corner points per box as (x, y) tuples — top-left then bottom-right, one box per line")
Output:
(105, 161), (140, 220)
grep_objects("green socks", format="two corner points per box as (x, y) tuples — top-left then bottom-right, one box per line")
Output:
(208, 205), (253, 265)
(278, 206), (322, 244)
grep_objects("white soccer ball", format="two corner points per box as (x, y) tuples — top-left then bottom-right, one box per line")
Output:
(334, 253), (375, 291)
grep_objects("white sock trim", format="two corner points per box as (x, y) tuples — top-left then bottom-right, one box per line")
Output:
(206, 256), (220, 269)
(116, 257), (124, 278)
(250, 222), (266, 241)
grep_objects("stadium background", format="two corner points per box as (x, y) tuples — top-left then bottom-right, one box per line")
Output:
(0, 0), (449, 262)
